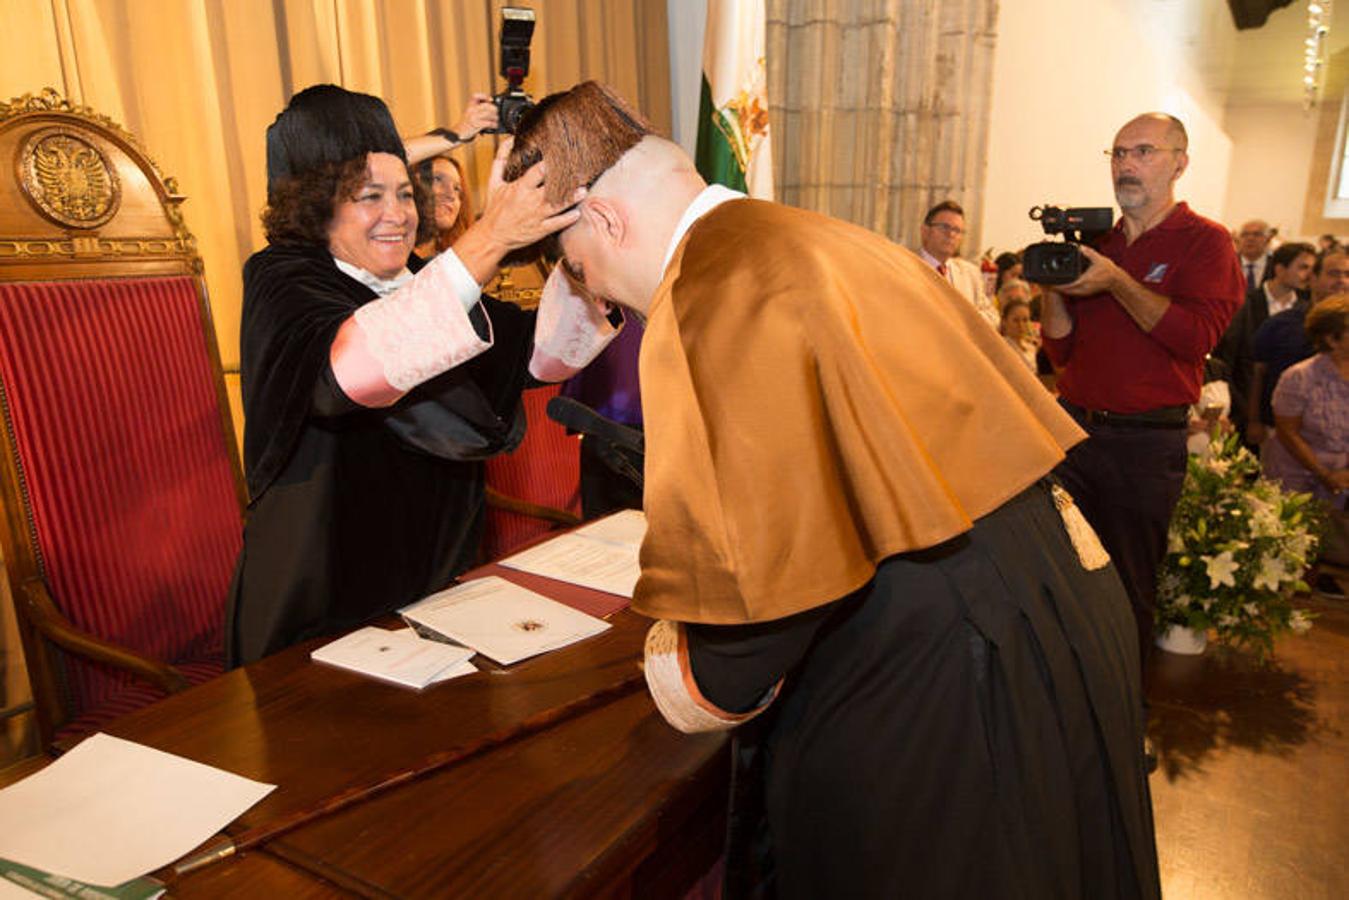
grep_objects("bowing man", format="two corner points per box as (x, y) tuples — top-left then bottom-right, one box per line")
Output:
(502, 82), (1161, 900)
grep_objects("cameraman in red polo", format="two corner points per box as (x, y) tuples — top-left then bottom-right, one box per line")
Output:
(1040, 113), (1243, 676)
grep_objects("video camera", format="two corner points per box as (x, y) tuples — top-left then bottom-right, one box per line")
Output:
(487, 7), (536, 135)
(1021, 205), (1113, 285)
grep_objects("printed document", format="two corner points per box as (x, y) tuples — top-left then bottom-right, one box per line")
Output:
(499, 509), (647, 597)
(401, 576), (611, 665)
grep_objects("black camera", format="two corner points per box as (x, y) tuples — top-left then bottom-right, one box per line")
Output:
(1021, 205), (1113, 285)
(488, 7), (536, 135)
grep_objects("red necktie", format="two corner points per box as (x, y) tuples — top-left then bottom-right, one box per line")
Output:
(937, 262), (948, 278)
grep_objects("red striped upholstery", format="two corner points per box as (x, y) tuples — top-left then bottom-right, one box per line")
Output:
(482, 384), (581, 558)
(53, 658), (224, 745)
(0, 277), (240, 719)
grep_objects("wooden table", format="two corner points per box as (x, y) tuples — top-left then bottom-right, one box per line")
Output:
(2, 559), (728, 898)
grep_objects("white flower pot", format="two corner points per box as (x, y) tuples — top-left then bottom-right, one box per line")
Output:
(1155, 625), (1208, 655)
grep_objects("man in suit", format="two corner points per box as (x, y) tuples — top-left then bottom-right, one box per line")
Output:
(916, 200), (999, 327)
(1216, 241), (1316, 446)
(1235, 219), (1273, 288)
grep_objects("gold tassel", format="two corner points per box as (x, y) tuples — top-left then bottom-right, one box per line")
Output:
(1051, 484), (1111, 571)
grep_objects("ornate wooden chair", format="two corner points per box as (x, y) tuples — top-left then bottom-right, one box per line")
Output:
(0, 90), (244, 749)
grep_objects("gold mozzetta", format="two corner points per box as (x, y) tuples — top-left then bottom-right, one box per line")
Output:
(634, 199), (1087, 625)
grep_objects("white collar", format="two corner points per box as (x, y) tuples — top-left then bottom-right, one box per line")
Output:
(660, 184), (746, 274)
(918, 247), (950, 270)
(333, 256), (414, 296)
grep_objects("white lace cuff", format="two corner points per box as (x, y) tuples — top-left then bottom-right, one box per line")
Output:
(352, 249), (491, 392)
(529, 266), (621, 382)
(643, 620), (781, 734)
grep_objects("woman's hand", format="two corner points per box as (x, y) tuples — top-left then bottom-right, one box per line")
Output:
(452, 93), (498, 141)
(478, 137), (585, 249)
(452, 138), (585, 284)
(1323, 468), (1349, 492)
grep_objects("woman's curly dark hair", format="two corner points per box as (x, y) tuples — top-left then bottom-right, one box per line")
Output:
(261, 156), (370, 245)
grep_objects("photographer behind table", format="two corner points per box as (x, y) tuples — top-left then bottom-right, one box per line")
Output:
(1037, 113), (1243, 673)
(226, 85), (620, 666)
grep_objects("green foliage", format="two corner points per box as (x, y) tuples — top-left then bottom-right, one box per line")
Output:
(1156, 435), (1322, 658)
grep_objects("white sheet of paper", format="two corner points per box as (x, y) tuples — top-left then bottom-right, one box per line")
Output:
(498, 511), (648, 598)
(311, 626), (474, 689)
(400, 575), (611, 665)
(428, 659), (479, 684)
(573, 509), (647, 550)
(0, 733), (275, 887)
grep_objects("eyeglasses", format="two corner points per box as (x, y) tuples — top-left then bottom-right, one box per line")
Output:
(1105, 145), (1183, 163)
(925, 222), (964, 236)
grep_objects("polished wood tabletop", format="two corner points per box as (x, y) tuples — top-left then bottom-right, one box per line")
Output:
(1, 556), (729, 898)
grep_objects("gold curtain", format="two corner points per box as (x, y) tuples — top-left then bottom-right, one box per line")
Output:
(0, 0), (670, 439)
(0, 0), (669, 766)
(766, 0), (998, 255)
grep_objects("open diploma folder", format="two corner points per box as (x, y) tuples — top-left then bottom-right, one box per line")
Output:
(400, 576), (612, 665)
(310, 627), (477, 689)
(498, 509), (647, 597)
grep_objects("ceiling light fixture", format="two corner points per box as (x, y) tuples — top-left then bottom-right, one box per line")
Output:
(1305, 0), (1334, 109)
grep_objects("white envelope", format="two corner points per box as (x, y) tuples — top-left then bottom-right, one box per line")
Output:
(310, 626), (474, 689)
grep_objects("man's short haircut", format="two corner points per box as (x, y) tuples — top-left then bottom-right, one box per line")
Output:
(1271, 241), (1317, 272)
(1316, 248), (1349, 275)
(504, 81), (654, 206)
(923, 200), (964, 225)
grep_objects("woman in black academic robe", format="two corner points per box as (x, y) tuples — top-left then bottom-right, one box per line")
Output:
(226, 84), (593, 664)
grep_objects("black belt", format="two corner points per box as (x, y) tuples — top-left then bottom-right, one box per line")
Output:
(1062, 401), (1189, 430)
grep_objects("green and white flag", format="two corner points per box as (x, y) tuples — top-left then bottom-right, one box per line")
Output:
(695, 0), (774, 200)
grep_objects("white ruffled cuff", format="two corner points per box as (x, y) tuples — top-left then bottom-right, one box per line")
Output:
(529, 266), (622, 382)
(352, 249), (491, 392)
(643, 620), (781, 734)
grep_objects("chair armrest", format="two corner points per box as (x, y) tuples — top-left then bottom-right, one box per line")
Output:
(19, 578), (190, 695)
(485, 486), (583, 527)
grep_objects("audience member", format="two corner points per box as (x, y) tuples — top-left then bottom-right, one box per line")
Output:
(1235, 219), (1273, 287)
(1264, 296), (1349, 589)
(1216, 241), (1315, 447)
(916, 200), (999, 327)
(1041, 112), (1243, 669)
(1318, 233), (1341, 255)
(1248, 249), (1349, 448)
(412, 155), (473, 260)
(994, 250), (1022, 292)
(999, 295), (1039, 373)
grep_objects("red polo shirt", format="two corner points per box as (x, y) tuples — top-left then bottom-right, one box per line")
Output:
(1041, 202), (1243, 413)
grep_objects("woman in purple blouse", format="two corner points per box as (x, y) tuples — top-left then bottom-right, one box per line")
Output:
(1266, 295), (1349, 582)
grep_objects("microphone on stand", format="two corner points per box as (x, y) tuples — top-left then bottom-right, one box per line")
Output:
(545, 396), (644, 491)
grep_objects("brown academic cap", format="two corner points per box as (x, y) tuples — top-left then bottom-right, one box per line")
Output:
(266, 84), (406, 194)
(505, 81), (654, 206)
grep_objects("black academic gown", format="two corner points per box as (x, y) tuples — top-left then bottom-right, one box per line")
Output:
(226, 245), (534, 665)
(689, 482), (1160, 900)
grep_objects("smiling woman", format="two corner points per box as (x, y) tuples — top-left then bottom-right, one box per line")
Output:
(227, 85), (619, 665)
(326, 153), (418, 279)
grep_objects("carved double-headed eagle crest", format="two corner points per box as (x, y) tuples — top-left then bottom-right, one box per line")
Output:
(19, 126), (121, 228)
